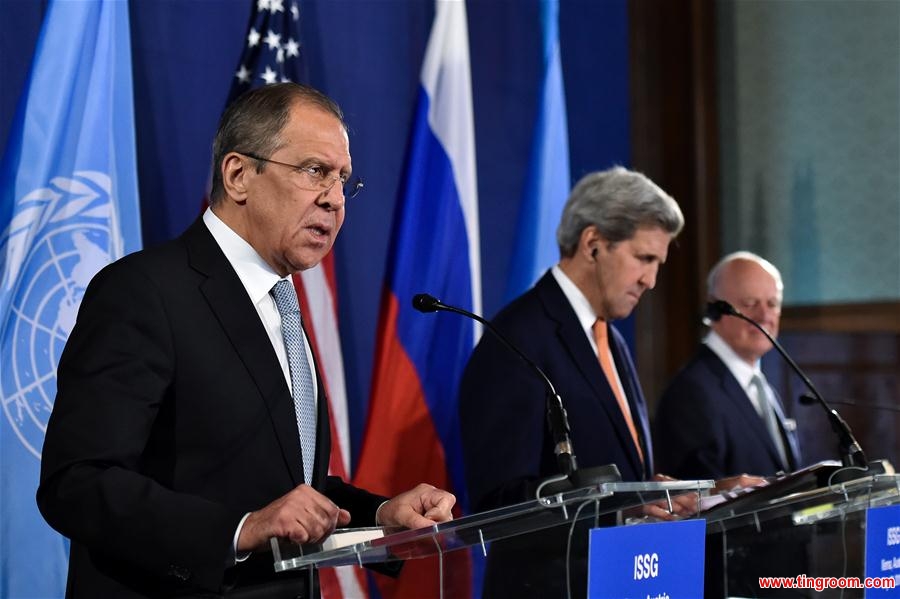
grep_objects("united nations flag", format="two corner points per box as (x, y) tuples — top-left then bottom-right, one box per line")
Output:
(0, 2), (142, 597)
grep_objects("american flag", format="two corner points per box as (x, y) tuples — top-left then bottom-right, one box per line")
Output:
(229, 0), (307, 100)
(226, 2), (364, 598)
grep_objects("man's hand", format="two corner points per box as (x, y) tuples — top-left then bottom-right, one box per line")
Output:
(377, 483), (456, 529)
(636, 474), (700, 520)
(237, 484), (351, 552)
(714, 474), (768, 493)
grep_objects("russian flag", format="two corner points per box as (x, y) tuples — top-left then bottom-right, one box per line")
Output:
(505, 0), (571, 301)
(353, 0), (479, 597)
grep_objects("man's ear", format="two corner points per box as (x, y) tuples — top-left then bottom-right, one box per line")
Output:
(221, 152), (250, 204)
(579, 225), (604, 261)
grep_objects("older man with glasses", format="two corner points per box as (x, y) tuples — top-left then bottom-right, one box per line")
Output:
(38, 83), (454, 599)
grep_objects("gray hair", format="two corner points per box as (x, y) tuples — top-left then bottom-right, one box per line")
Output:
(209, 82), (346, 205)
(707, 251), (784, 299)
(556, 166), (684, 257)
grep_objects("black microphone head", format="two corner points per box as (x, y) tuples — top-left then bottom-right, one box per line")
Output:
(704, 300), (737, 323)
(412, 293), (441, 313)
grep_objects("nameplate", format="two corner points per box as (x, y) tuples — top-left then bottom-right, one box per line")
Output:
(587, 519), (705, 599)
(865, 505), (900, 597)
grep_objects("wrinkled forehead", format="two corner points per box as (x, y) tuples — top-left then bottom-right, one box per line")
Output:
(280, 102), (351, 160)
(288, 99), (348, 136)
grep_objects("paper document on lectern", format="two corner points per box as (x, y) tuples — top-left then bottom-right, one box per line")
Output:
(321, 527), (385, 551)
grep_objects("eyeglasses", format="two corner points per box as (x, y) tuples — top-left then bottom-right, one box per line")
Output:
(239, 151), (364, 199)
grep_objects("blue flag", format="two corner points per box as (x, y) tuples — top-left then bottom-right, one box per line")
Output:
(0, 1), (141, 596)
(505, 0), (571, 301)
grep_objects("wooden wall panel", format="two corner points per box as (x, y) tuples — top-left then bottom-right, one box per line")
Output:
(771, 330), (900, 468)
(630, 1), (900, 475)
(630, 0), (720, 405)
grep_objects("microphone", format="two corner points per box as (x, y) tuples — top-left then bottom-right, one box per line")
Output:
(412, 293), (441, 313)
(799, 394), (900, 414)
(703, 299), (734, 325)
(412, 293), (620, 487)
(704, 300), (871, 470)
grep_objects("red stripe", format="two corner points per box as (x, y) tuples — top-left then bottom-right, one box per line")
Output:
(321, 248), (339, 295)
(355, 292), (471, 599)
(292, 270), (348, 480)
(319, 569), (341, 599)
(355, 292), (449, 493)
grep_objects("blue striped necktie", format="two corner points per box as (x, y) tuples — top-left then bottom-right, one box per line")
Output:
(271, 279), (317, 485)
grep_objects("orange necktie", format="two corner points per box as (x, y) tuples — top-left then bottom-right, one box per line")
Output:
(592, 319), (644, 463)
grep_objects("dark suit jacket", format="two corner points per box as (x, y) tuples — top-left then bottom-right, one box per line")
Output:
(460, 271), (652, 513)
(458, 272), (652, 597)
(37, 220), (386, 598)
(654, 344), (800, 480)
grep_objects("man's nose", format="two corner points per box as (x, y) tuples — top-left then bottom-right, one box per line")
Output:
(640, 265), (659, 289)
(317, 179), (345, 210)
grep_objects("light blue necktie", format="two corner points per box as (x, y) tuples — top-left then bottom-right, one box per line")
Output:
(271, 279), (317, 485)
(751, 372), (790, 470)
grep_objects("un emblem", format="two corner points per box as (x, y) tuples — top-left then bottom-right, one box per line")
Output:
(0, 171), (124, 459)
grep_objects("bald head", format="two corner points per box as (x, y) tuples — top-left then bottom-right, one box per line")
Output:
(707, 252), (783, 365)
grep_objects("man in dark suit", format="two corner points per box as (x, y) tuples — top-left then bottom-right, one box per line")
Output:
(459, 167), (685, 598)
(655, 251), (801, 480)
(37, 83), (454, 599)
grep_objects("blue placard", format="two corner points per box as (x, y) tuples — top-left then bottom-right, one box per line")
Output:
(587, 519), (705, 599)
(865, 505), (900, 597)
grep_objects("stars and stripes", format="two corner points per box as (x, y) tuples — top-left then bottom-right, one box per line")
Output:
(230, 0), (305, 98)
(221, 3), (359, 598)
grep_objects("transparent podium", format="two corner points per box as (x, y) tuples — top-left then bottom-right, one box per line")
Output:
(701, 463), (900, 598)
(271, 480), (713, 597)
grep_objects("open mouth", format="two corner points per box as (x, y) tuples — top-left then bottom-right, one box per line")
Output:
(306, 224), (331, 239)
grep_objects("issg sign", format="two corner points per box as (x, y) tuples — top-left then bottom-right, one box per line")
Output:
(634, 552), (659, 580)
(588, 520), (705, 598)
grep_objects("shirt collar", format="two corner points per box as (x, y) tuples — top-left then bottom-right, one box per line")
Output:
(704, 330), (761, 390)
(551, 265), (598, 335)
(203, 208), (286, 303)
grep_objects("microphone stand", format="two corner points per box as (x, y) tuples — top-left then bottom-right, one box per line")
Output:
(706, 301), (878, 475)
(413, 293), (620, 493)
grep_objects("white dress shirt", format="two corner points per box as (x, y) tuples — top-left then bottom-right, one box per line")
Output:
(550, 265), (630, 412)
(202, 207), (319, 560)
(703, 330), (765, 417)
(203, 208), (318, 398)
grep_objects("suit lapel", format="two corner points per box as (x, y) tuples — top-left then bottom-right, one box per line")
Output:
(701, 346), (784, 468)
(184, 220), (303, 487)
(535, 274), (646, 478)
